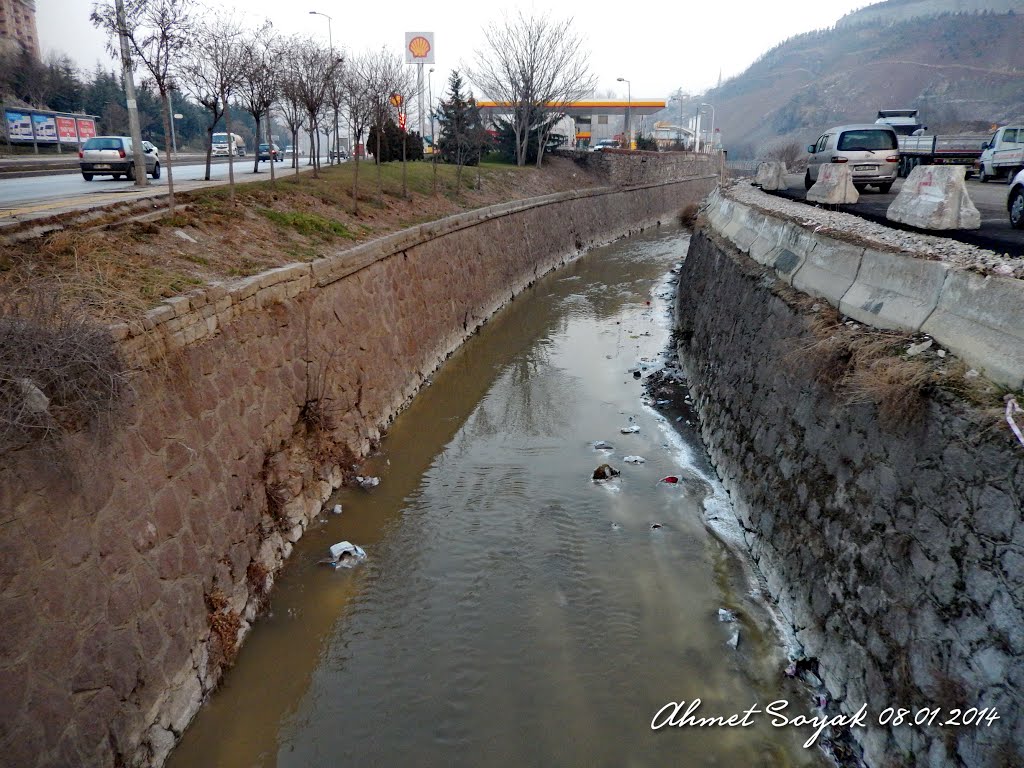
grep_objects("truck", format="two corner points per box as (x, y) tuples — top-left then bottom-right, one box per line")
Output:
(874, 109), (988, 178)
(976, 125), (1024, 183)
(211, 132), (246, 157)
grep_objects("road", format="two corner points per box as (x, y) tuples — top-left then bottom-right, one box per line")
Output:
(778, 173), (1024, 256)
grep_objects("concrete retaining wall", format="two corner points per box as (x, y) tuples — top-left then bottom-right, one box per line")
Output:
(701, 187), (1024, 390)
(676, 228), (1024, 768)
(0, 170), (717, 768)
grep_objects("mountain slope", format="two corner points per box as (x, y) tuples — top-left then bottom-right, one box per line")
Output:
(708, 10), (1024, 158)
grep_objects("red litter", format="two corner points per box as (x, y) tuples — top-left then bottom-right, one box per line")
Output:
(660, 476), (680, 484)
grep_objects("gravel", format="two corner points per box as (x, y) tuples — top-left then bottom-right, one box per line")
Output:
(725, 181), (1024, 280)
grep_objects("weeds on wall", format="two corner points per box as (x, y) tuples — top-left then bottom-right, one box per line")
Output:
(0, 288), (128, 453)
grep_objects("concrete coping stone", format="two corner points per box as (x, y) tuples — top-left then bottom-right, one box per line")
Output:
(731, 208), (769, 253)
(748, 217), (788, 266)
(791, 236), (865, 305)
(163, 295), (191, 318)
(838, 248), (949, 332)
(767, 220), (818, 283)
(921, 270), (1024, 389)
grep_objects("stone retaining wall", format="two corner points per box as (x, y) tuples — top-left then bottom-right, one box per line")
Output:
(0, 169), (718, 768)
(675, 226), (1024, 767)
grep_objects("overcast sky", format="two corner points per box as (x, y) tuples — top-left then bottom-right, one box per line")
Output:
(38, 0), (872, 99)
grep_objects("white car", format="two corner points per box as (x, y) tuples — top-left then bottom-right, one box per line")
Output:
(1009, 168), (1024, 229)
(591, 138), (619, 152)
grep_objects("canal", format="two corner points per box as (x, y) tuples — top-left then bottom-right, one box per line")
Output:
(167, 225), (827, 767)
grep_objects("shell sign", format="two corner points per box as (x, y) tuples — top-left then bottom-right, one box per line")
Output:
(404, 31), (434, 64)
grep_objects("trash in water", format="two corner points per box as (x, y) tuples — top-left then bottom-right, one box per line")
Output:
(726, 629), (740, 650)
(623, 455), (646, 464)
(651, 523), (663, 529)
(611, 522), (622, 531)
(593, 440), (614, 450)
(620, 425), (640, 434)
(331, 504), (343, 515)
(321, 540), (367, 569)
(718, 608), (737, 623)
(660, 476), (680, 484)
(656, 399), (670, 405)
(356, 475), (380, 490)
(675, 416), (683, 422)
(592, 464), (620, 480)
(632, 370), (642, 379)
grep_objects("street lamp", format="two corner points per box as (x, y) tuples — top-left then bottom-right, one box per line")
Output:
(310, 10), (334, 161)
(617, 76), (631, 149)
(701, 102), (716, 151)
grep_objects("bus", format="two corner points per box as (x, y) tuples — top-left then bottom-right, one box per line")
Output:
(212, 132), (246, 157)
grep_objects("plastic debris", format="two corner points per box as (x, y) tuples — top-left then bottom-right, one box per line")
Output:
(331, 504), (343, 515)
(660, 476), (680, 484)
(718, 608), (737, 623)
(622, 455), (645, 464)
(726, 629), (740, 650)
(592, 464), (620, 480)
(907, 339), (932, 356)
(651, 523), (662, 529)
(593, 440), (614, 450)
(610, 522), (622, 531)
(321, 540), (367, 569)
(620, 425), (640, 434)
(355, 475), (380, 490)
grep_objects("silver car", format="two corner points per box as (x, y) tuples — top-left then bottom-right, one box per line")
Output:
(805, 124), (899, 193)
(79, 136), (161, 181)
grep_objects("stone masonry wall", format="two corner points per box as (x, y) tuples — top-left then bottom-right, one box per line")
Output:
(675, 228), (1024, 768)
(0, 169), (718, 768)
(574, 150), (723, 189)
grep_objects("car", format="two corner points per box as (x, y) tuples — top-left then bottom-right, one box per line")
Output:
(283, 145), (295, 157)
(591, 138), (619, 152)
(329, 148), (348, 160)
(258, 143), (282, 162)
(1009, 168), (1024, 229)
(79, 136), (160, 181)
(804, 124), (900, 193)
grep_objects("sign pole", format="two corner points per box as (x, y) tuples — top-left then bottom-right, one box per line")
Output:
(417, 63), (424, 141)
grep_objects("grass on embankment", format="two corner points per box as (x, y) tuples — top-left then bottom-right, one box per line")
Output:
(0, 157), (602, 322)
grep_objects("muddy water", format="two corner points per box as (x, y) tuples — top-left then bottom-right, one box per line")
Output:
(168, 226), (828, 768)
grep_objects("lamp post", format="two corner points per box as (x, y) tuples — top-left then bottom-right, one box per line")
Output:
(701, 102), (715, 151)
(309, 10), (334, 161)
(616, 76), (631, 149)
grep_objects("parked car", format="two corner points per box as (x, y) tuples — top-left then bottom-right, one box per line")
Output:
(591, 138), (619, 152)
(329, 148), (348, 160)
(79, 136), (160, 181)
(805, 124), (900, 193)
(258, 143), (282, 162)
(1009, 168), (1024, 229)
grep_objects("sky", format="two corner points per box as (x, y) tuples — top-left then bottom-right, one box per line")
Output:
(38, 0), (874, 100)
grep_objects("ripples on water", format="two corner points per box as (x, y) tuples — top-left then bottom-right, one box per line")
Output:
(168, 227), (827, 768)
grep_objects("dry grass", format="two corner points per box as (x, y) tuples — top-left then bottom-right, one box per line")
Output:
(205, 588), (243, 667)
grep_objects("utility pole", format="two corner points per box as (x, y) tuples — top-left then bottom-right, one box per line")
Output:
(115, 0), (148, 186)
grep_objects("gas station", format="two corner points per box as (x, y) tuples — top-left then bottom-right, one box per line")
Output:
(475, 99), (668, 149)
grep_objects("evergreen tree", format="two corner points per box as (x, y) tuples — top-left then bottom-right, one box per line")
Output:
(437, 70), (488, 184)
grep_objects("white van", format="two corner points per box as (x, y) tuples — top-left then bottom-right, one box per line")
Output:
(212, 132), (246, 157)
(977, 125), (1024, 183)
(805, 124), (900, 193)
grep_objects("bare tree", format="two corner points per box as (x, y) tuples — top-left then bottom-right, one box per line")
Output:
(390, 65), (418, 199)
(470, 12), (595, 167)
(237, 23), (279, 175)
(363, 48), (406, 204)
(92, 0), (195, 211)
(344, 52), (374, 214)
(293, 39), (339, 179)
(179, 43), (224, 180)
(277, 45), (306, 177)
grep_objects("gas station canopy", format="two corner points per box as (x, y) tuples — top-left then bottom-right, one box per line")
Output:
(476, 100), (667, 118)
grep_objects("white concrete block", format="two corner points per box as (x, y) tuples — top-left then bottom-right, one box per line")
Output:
(886, 165), (980, 230)
(807, 163), (859, 205)
(839, 248), (948, 332)
(791, 237), (865, 305)
(754, 161), (788, 191)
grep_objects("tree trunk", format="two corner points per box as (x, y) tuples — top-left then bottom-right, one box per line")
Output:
(224, 97), (236, 205)
(401, 129), (407, 199)
(159, 91), (175, 214)
(205, 125), (214, 181)
(252, 111), (261, 174)
(375, 125), (383, 206)
(352, 139), (360, 215)
(292, 128), (299, 175)
(268, 115), (276, 186)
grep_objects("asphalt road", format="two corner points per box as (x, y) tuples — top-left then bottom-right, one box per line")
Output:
(777, 173), (1024, 257)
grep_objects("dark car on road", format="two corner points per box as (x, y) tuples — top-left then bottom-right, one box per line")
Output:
(79, 136), (160, 180)
(258, 143), (282, 162)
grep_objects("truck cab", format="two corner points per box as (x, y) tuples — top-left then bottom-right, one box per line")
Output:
(978, 125), (1024, 182)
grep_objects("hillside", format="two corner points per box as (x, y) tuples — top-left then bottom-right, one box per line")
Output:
(701, 10), (1024, 158)
(837, 0), (1022, 27)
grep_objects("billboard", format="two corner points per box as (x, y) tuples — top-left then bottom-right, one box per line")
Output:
(5, 110), (33, 141)
(32, 114), (58, 142)
(76, 117), (97, 140)
(404, 32), (434, 64)
(56, 116), (79, 143)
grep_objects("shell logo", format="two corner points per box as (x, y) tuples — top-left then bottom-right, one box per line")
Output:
(407, 35), (431, 59)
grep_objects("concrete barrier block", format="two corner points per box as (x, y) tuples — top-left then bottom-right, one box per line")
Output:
(807, 163), (859, 205)
(839, 249), (948, 332)
(755, 161), (788, 191)
(922, 270), (1024, 390)
(886, 165), (980, 230)
(791, 237), (865, 305)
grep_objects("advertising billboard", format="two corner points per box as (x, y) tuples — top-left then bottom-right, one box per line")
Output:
(76, 117), (97, 141)
(5, 110), (33, 141)
(32, 114), (58, 142)
(404, 32), (434, 64)
(56, 116), (79, 143)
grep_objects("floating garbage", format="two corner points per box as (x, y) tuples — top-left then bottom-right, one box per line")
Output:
(727, 629), (740, 650)
(620, 425), (640, 434)
(593, 440), (614, 451)
(331, 504), (343, 515)
(651, 523), (663, 530)
(633, 371), (642, 379)
(611, 522), (622, 531)
(355, 475), (380, 490)
(592, 464), (620, 480)
(622, 455), (645, 464)
(660, 476), (680, 484)
(321, 540), (367, 569)
(718, 608), (737, 623)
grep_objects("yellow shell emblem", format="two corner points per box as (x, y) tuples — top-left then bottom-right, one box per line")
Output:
(408, 36), (431, 59)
